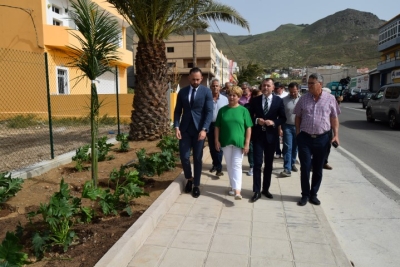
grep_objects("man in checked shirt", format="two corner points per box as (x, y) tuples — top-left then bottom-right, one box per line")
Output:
(293, 73), (341, 206)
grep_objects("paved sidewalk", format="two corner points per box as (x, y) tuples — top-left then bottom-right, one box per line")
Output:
(126, 150), (350, 267)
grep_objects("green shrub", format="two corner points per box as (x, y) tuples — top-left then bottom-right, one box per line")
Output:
(116, 133), (130, 152)
(96, 136), (114, 161)
(0, 229), (28, 267)
(156, 134), (179, 153)
(0, 173), (24, 208)
(72, 144), (90, 171)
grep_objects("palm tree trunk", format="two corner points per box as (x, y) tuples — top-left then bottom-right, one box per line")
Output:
(129, 39), (170, 141)
(90, 82), (99, 187)
(193, 29), (197, 67)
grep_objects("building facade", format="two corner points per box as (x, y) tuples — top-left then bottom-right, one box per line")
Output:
(0, 0), (133, 95)
(377, 14), (400, 85)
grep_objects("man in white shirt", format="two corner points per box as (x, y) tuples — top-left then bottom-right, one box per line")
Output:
(207, 79), (228, 176)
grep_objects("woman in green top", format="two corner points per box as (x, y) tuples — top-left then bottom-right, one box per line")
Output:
(215, 86), (253, 199)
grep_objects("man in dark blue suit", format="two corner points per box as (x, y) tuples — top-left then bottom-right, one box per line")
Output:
(174, 68), (213, 198)
(248, 78), (286, 202)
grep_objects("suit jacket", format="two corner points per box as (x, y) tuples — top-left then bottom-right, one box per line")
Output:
(173, 84), (213, 133)
(248, 94), (287, 143)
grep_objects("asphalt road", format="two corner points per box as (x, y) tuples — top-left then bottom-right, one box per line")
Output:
(337, 101), (400, 194)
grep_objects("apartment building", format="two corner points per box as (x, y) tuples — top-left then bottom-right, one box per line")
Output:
(377, 14), (400, 85)
(133, 34), (219, 88)
(0, 0), (132, 95)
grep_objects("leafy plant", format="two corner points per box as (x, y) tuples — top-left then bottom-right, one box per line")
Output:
(0, 173), (24, 208)
(96, 136), (114, 162)
(156, 134), (179, 154)
(133, 148), (156, 179)
(0, 231), (28, 267)
(28, 179), (80, 252)
(83, 166), (146, 216)
(71, 144), (90, 171)
(153, 150), (178, 175)
(116, 133), (130, 152)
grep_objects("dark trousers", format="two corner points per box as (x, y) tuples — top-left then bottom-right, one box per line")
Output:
(179, 120), (205, 187)
(324, 130), (333, 164)
(297, 132), (330, 197)
(206, 123), (223, 172)
(252, 136), (276, 193)
(275, 135), (282, 155)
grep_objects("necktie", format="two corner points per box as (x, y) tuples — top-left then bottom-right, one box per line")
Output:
(190, 88), (196, 107)
(263, 97), (269, 115)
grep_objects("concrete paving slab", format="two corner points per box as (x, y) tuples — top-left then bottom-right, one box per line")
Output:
(215, 218), (252, 236)
(128, 245), (166, 267)
(205, 252), (249, 267)
(220, 206), (252, 221)
(159, 248), (207, 267)
(250, 257), (294, 267)
(251, 237), (293, 261)
(291, 241), (337, 265)
(252, 221), (288, 240)
(209, 234), (251, 255)
(180, 216), (218, 233)
(170, 230), (213, 251)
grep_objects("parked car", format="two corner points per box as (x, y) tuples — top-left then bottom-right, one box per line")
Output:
(366, 83), (400, 129)
(354, 89), (370, 103)
(362, 92), (373, 109)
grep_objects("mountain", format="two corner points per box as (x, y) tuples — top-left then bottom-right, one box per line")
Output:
(209, 9), (386, 69)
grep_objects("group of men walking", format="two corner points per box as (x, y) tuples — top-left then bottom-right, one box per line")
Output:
(174, 67), (340, 206)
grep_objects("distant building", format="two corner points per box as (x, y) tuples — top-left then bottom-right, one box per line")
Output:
(377, 13), (400, 85)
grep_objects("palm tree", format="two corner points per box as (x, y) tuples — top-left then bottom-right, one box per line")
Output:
(190, 0), (249, 67)
(106, 0), (250, 141)
(66, 0), (121, 187)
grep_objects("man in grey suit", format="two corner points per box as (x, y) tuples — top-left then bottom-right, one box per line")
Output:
(174, 67), (213, 198)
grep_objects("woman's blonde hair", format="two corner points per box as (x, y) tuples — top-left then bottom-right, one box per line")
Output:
(227, 85), (243, 97)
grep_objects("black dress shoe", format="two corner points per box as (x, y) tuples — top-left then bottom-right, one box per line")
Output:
(297, 196), (309, 206)
(251, 192), (261, 202)
(261, 191), (273, 199)
(185, 180), (193, 193)
(209, 166), (217, 173)
(215, 171), (223, 176)
(192, 186), (200, 198)
(309, 196), (321, 205)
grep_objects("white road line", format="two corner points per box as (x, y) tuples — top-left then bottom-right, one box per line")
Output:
(338, 146), (400, 195)
(342, 106), (365, 112)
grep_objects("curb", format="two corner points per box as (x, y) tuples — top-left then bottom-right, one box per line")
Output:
(95, 147), (211, 267)
(313, 205), (352, 266)
(10, 138), (117, 179)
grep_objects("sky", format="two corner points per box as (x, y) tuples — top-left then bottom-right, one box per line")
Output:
(208, 0), (399, 36)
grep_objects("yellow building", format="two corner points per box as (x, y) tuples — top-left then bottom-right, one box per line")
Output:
(133, 34), (217, 89)
(377, 14), (400, 84)
(0, 0), (132, 95)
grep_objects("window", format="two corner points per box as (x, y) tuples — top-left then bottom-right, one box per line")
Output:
(56, 67), (69, 94)
(53, 19), (62, 26)
(167, 47), (174, 53)
(52, 5), (60, 14)
(386, 54), (391, 61)
(392, 87), (400, 99)
(187, 63), (193, 68)
(396, 50), (400, 58)
(167, 62), (176, 68)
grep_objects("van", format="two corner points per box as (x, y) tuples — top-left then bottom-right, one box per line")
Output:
(366, 83), (400, 129)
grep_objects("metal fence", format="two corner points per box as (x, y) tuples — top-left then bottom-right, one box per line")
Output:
(0, 48), (129, 173)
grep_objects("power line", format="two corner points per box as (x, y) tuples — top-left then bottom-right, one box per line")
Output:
(211, 21), (240, 62)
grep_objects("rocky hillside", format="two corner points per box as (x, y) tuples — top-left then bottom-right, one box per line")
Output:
(209, 9), (386, 69)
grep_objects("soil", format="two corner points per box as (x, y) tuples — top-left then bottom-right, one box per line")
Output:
(0, 140), (183, 267)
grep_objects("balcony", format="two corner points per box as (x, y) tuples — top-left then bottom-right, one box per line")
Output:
(378, 35), (400, 52)
(377, 56), (400, 71)
(43, 25), (132, 67)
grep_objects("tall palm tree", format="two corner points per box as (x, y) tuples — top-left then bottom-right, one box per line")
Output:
(190, 0), (249, 67)
(107, 0), (249, 141)
(66, 0), (121, 186)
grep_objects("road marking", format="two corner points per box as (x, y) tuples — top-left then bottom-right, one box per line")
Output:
(342, 106), (365, 112)
(338, 146), (400, 195)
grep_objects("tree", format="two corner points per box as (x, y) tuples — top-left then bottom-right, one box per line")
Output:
(236, 62), (265, 85)
(106, 0), (249, 141)
(189, 1), (249, 67)
(66, 0), (121, 187)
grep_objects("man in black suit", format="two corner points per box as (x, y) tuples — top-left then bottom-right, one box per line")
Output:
(248, 78), (286, 202)
(174, 67), (213, 198)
